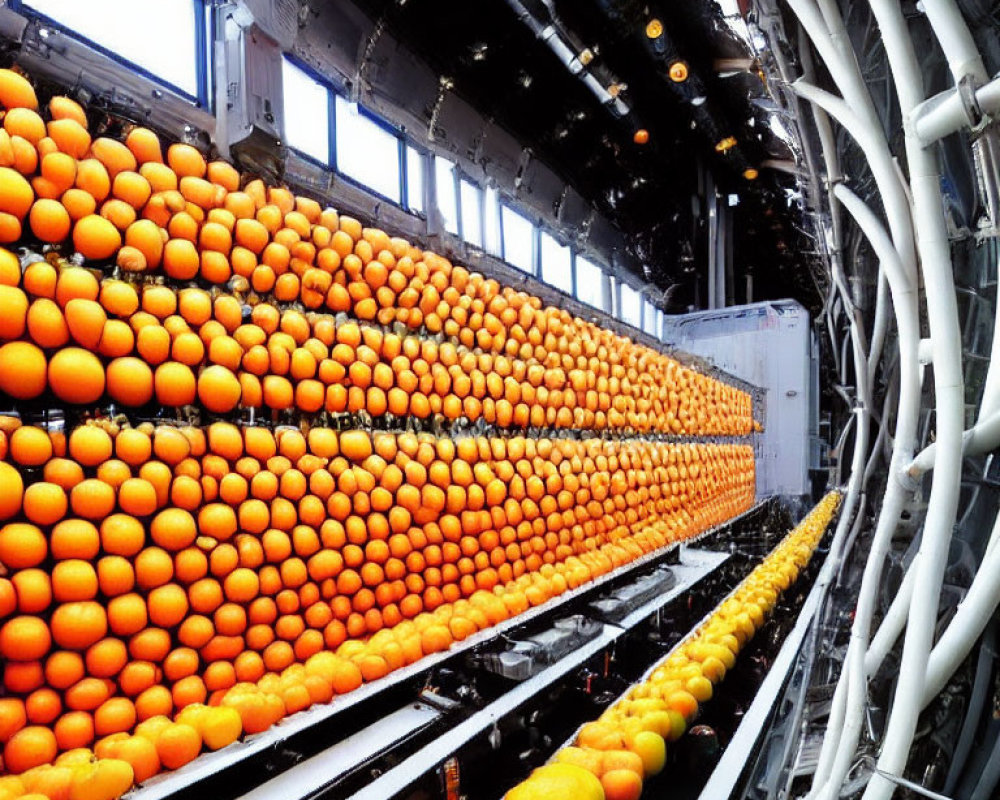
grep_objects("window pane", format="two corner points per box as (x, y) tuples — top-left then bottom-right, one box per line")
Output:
(282, 58), (330, 164)
(435, 157), (459, 235)
(540, 232), (572, 294)
(484, 187), (501, 256)
(657, 309), (666, 341)
(619, 283), (641, 327)
(575, 256), (606, 311)
(460, 180), (483, 248)
(335, 96), (401, 203)
(643, 300), (657, 336)
(26, 0), (200, 96)
(406, 146), (424, 214)
(502, 206), (534, 273)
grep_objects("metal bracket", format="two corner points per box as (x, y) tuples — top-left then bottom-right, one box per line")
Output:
(958, 74), (989, 135)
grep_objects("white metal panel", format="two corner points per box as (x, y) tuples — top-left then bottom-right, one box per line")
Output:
(663, 300), (814, 497)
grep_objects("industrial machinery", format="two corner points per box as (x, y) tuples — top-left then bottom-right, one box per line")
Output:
(0, 1), (996, 800)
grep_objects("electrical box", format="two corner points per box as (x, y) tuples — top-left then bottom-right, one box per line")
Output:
(664, 300), (817, 497)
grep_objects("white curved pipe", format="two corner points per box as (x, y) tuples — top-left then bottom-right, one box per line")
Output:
(865, 563), (916, 675)
(792, 81), (917, 287)
(906, 409), (1000, 477)
(921, 0), (988, 83)
(813, 183), (921, 800)
(922, 510), (1000, 705)
(861, 3), (965, 798)
(868, 270), (890, 386)
(788, 10), (910, 787)
(978, 252), (1000, 421)
(915, 75), (1000, 146)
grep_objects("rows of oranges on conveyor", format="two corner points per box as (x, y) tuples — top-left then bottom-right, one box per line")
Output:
(0, 67), (750, 436)
(0, 61), (757, 800)
(503, 492), (840, 800)
(0, 419), (754, 798)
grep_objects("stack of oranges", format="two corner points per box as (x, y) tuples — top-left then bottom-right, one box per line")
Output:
(0, 63), (758, 799)
(506, 493), (840, 800)
(0, 69), (750, 435)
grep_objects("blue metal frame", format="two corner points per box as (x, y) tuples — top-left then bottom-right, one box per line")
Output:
(404, 144), (427, 216)
(459, 176), (486, 249)
(12, 0), (212, 108)
(333, 93), (407, 206)
(500, 203), (538, 275)
(398, 136), (409, 212)
(279, 52), (335, 169)
(569, 250), (579, 299)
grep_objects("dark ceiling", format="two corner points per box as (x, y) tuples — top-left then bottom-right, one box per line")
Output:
(350, 0), (818, 313)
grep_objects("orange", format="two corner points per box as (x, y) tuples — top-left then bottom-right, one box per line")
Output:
(0, 462), (23, 519)
(0, 522), (47, 568)
(150, 507), (197, 551)
(22, 481), (67, 526)
(0, 167), (33, 218)
(9, 425), (52, 467)
(155, 721), (202, 769)
(50, 601), (107, 650)
(602, 769), (642, 800)
(47, 347), (105, 404)
(94, 697), (136, 737)
(3, 726), (57, 774)
(0, 615), (51, 660)
(70, 478), (116, 520)
(0, 341), (47, 399)
(198, 365), (242, 413)
(11, 569), (51, 614)
(67, 426), (113, 466)
(0, 698), (26, 743)
(154, 361), (197, 407)
(53, 711), (94, 751)
(28, 198), (71, 242)
(106, 356), (154, 406)
(52, 559), (98, 602)
(72, 214), (121, 259)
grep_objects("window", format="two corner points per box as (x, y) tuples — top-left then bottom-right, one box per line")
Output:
(435, 156), (459, 235)
(575, 256), (606, 311)
(484, 187), (501, 256)
(406, 146), (424, 214)
(25, 0), (204, 99)
(282, 58), (330, 165)
(460, 180), (483, 248)
(619, 283), (641, 327)
(501, 206), (535, 273)
(643, 300), (658, 336)
(657, 309), (666, 341)
(335, 96), (401, 203)
(540, 233), (572, 294)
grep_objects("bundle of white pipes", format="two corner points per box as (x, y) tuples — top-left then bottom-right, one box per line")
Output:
(776, 0), (999, 797)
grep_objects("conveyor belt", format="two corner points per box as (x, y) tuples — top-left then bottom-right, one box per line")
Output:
(125, 500), (770, 800)
(346, 548), (729, 800)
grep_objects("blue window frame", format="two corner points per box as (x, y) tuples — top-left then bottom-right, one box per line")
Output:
(17, 0), (211, 106)
(484, 186), (501, 257)
(282, 57), (332, 166)
(406, 145), (425, 215)
(435, 156), (460, 236)
(501, 205), (535, 274)
(575, 255), (606, 311)
(460, 179), (483, 248)
(540, 232), (572, 294)
(619, 282), (641, 327)
(643, 299), (658, 336)
(334, 95), (403, 204)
